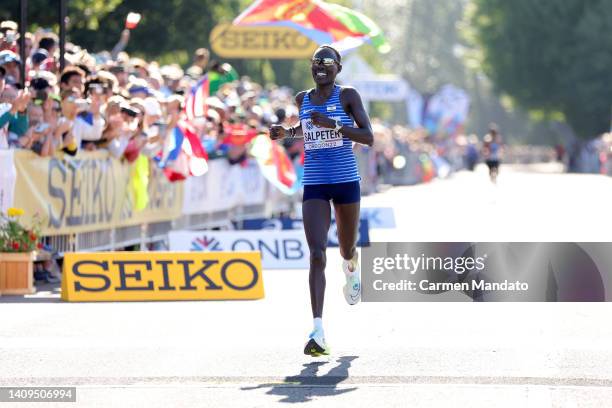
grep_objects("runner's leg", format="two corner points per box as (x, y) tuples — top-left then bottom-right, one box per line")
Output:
(302, 198), (331, 318)
(334, 202), (360, 263)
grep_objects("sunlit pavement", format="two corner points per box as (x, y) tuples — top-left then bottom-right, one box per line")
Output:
(2, 163), (612, 407)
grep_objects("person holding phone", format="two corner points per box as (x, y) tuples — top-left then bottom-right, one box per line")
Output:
(269, 45), (374, 356)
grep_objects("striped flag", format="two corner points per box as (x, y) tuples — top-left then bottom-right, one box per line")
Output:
(185, 75), (210, 121)
(157, 120), (209, 182)
(234, 0), (390, 54)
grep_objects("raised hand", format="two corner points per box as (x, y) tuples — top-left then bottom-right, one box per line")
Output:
(269, 124), (286, 140)
(11, 90), (31, 113)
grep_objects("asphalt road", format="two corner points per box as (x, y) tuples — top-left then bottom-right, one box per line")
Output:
(2, 163), (612, 407)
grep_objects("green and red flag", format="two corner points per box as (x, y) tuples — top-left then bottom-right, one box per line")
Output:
(234, 0), (390, 54)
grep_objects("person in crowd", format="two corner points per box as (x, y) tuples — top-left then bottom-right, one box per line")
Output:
(482, 124), (503, 183)
(0, 68), (29, 148)
(59, 67), (85, 95)
(465, 134), (479, 171)
(0, 49), (21, 85)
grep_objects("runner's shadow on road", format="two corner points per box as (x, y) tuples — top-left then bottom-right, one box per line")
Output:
(241, 355), (359, 403)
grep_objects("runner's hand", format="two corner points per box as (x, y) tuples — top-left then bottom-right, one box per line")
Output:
(310, 111), (334, 128)
(269, 124), (286, 140)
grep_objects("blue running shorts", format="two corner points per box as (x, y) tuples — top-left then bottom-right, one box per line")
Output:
(303, 181), (361, 204)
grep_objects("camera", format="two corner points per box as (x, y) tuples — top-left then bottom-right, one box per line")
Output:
(89, 83), (104, 95)
(5, 32), (16, 43)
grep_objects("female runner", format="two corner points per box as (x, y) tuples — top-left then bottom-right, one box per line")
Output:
(269, 45), (374, 356)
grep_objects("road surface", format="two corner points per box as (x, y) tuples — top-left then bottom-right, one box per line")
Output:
(2, 164), (612, 407)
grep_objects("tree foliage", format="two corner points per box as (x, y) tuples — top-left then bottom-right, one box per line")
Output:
(3, 0), (309, 87)
(1, 0), (122, 31)
(465, 0), (612, 139)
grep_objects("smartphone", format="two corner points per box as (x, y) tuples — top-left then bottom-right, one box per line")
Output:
(35, 123), (50, 133)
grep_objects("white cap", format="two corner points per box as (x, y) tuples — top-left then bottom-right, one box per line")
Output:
(142, 97), (162, 117)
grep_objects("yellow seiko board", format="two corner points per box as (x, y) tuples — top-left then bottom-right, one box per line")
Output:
(210, 23), (319, 59)
(61, 251), (264, 302)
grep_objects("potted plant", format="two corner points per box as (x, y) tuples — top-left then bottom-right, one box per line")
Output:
(0, 208), (42, 295)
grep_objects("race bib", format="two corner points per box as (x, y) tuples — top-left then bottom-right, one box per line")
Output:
(301, 117), (343, 150)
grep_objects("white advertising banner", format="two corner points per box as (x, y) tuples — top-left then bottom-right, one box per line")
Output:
(0, 149), (16, 214)
(182, 159), (266, 215)
(348, 75), (409, 102)
(169, 229), (308, 269)
(360, 207), (396, 229)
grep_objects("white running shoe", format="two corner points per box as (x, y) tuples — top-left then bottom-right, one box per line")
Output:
(342, 252), (361, 305)
(304, 329), (330, 356)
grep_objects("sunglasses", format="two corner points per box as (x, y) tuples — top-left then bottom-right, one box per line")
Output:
(311, 57), (338, 66)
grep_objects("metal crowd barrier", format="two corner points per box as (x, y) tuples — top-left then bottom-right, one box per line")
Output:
(44, 193), (289, 255)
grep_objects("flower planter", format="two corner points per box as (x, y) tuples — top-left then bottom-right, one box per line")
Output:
(0, 252), (36, 295)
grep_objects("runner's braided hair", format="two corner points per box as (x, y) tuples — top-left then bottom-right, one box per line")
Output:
(317, 45), (342, 63)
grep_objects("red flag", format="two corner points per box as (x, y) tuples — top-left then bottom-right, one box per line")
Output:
(184, 75), (210, 121)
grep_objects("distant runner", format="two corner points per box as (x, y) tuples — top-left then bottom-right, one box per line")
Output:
(482, 124), (503, 183)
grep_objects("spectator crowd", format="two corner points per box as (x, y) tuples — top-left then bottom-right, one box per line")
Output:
(0, 19), (305, 172)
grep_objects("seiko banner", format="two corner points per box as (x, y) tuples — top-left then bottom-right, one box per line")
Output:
(237, 217), (370, 247)
(362, 242), (612, 302)
(12, 150), (183, 235)
(62, 251), (264, 302)
(210, 23), (318, 59)
(169, 230), (308, 269)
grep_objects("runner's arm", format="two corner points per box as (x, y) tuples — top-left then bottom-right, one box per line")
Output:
(339, 87), (373, 146)
(286, 91), (305, 138)
(269, 91), (305, 140)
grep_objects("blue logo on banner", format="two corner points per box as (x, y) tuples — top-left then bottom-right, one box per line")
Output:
(238, 218), (370, 247)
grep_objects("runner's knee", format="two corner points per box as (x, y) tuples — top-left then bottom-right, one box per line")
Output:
(310, 248), (327, 269)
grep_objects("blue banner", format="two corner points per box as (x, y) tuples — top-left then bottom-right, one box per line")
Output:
(238, 218), (370, 247)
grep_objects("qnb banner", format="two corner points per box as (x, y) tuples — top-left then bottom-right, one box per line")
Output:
(169, 230), (308, 269)
(238, 217), (370, 247)
(362, 243), (612, 302)
(61, 251), (264, 302)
